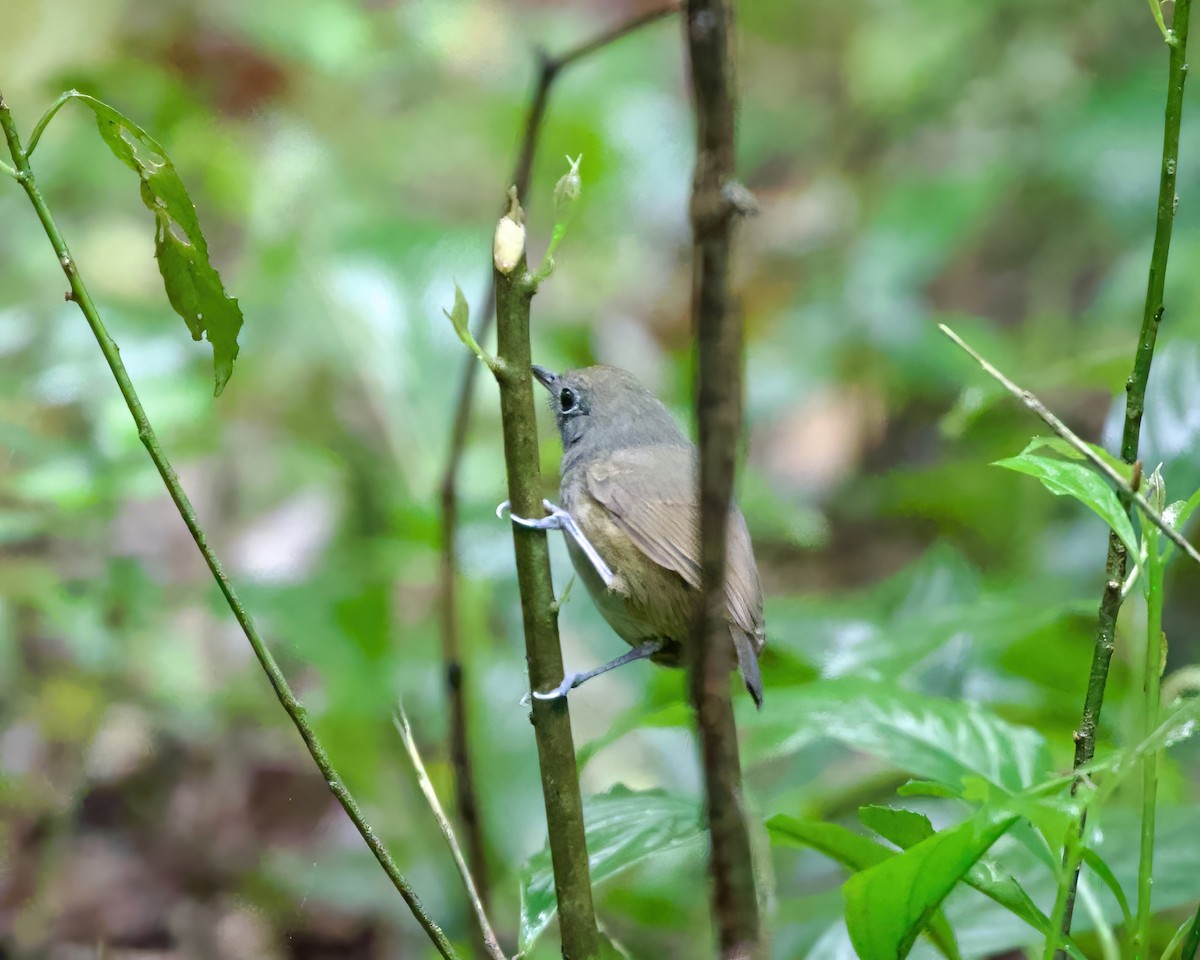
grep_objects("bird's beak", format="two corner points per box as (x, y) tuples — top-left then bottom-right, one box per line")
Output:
(530, 364), (558, 392)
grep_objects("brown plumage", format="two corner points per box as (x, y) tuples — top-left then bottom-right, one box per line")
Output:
(533, 364), (766, 706)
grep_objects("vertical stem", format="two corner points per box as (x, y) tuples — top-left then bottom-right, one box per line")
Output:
(436, 56), (554, 913)
(1045, 824), (1087, 960)
(1059, 1), (1191, 947)
(0, 93), (461, 960)
(683, 2), (761, 957)
(492, 239), (599, 960)
(435, 8), (680, 918)
(1135, 527), (1165, 958)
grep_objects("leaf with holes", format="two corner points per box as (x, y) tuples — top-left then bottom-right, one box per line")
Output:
(70, 93), (243, 395)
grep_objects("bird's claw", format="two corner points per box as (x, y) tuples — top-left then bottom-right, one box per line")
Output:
(496, 498), (616, 587)
(495, 498), (564, 530)
(519, 674), (579, 706)
(532, 674), (581, 701)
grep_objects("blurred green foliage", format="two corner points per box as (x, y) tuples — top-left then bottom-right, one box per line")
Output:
(4, 0), (1200, 958)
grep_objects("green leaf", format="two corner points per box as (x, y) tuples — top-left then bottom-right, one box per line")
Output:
(443, 282), (472, 346)
(898, 780), (962, 800)
(519, 787), (705, 951)
(859, 805), (935, 848)
(68, 93), (243, 395)
(858, 806), (1071, 953)
(844, 810), (1018, 960)
(1081, 847), (1133, 931)
(767, 816), (961, 960)
(768, 815), (893, 869)
(993, 452), (1139, 557)
(743, 678), (1051, 793)
(1018, 436), (1133, 482)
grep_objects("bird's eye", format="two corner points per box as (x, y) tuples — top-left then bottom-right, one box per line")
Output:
(559, 387), (576, 410)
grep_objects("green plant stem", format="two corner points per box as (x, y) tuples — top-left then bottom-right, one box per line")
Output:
(25, 89), (73, 157)
(1045, 825), (1088, 960)
(1182, 902), (1200, 959)
(434, 7), (680, 915)
(1058, 0), (1192, 948)
(0, 93), (462, 960)
(1135, 526), (1165, 958)
(492, 227), (599, 960)
(683, 1), (762, 957)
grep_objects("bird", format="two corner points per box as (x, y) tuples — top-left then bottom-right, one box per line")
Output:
(500, 363), (765, 707)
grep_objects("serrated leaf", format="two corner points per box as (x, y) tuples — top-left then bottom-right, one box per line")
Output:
(844, 810), (1017, 960)
(743, 678), (1051, 793)
(68, 93), (242, 394)
(898, 780), (962, 800)
(859, 805), (936, 849)
(519, 787), (704, 951)
(994, 452), (1139, 557)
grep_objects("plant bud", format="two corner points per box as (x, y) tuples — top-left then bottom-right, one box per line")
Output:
(493, 187), (526, 275)
(554, 154), (582, 224)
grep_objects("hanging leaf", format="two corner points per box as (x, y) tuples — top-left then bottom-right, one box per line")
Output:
(68, 92), (243, 395)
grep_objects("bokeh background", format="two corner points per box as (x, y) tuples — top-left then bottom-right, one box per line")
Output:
(3, 0), (1200, 957)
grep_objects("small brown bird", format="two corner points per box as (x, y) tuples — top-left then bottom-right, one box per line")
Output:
(503, 364), (766, 707)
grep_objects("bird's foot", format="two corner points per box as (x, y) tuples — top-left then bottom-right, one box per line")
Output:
(496, 498), (564, 530)
(496, 498), (616, 588)
(519, 673), (581, 706)
(532, 673), (583, 701)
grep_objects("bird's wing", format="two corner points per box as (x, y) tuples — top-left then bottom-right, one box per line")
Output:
(584, 445), (765, 648)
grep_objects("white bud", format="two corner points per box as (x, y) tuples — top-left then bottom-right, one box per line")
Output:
(493, 188), (527, 275)
(493, 214), (526, 274)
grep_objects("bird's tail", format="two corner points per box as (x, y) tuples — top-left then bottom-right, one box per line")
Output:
(732, 627), (764, 709)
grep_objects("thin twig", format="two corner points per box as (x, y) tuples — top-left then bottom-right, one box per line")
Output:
(490, 197), (600, 958)
(683, 2), (762, 958)
(0, 92), (462, 960)
(435, 2), (681, 918)
(939, 325), (1200, 567)
(393, 707), (507, 960)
